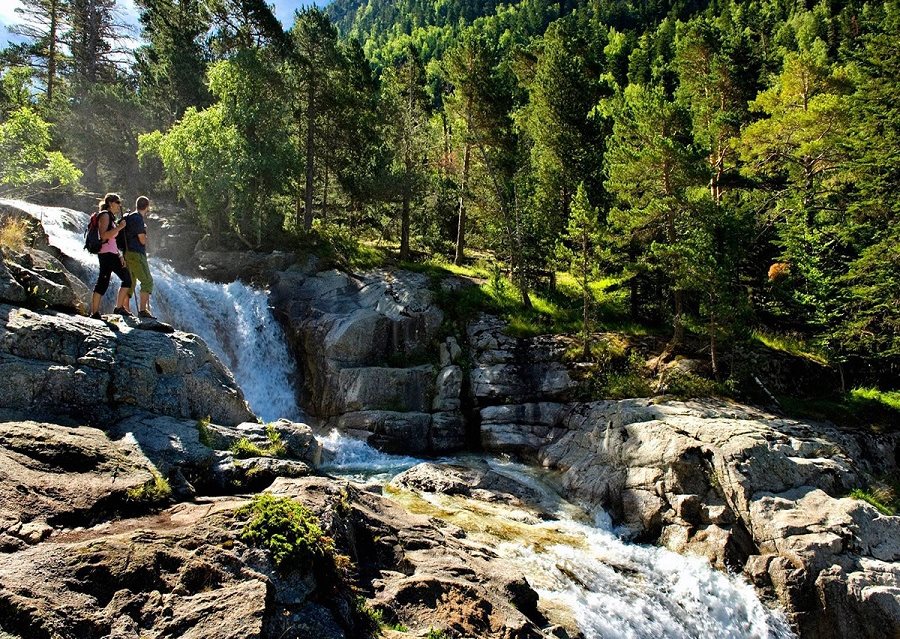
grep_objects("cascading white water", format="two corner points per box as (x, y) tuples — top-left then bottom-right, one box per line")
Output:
(319, 428), (425, 482)
(3, 199), (300, 422)
(5, 200), (797, 639)
(402, 458), (797, 639)
(485, 460), (795, 639)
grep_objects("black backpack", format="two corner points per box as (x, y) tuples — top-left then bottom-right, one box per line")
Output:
(116, 212), (132, 254)
(84, 212), (103, 254)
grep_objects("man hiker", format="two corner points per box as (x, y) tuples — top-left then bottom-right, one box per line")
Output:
(124, 196), (157, 319)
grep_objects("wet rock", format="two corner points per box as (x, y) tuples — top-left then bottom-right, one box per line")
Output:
(480, 402), (567, 453)
(391, 462), (546, 511)
(332, 411), (433, 454)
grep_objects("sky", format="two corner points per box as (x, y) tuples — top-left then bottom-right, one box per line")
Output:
(0, 0), (331, 49)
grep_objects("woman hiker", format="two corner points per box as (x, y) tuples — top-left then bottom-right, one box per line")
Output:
(89, 193), (133, 319)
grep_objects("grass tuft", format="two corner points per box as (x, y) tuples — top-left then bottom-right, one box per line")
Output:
(127, 472), (172, 503)
(229, 424), (287, 458)
(237, 493), (334, 569)
(849, 487), (897, 516)
(0, 215), (28, 252)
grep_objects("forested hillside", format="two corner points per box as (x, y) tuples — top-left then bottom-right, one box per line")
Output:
(1, 0), (898, 395)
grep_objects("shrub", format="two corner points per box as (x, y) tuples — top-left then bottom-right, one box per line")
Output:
(196, 415), (214, 447)
(238, 494), (334, 569)
(662, 369), (720, 399)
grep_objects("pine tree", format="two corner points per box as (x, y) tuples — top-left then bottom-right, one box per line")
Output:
(739, 40), (851, 339)
(65, 0), (123, 84)
(135, 0), (211, 123)
(288, 9), (342, 231)
(382, 44), (430, 260)
(563, 182), (602, 358)
(519, 16), (608, 280)
(8, 0), (66, 101)
(604, 82), (702, 347)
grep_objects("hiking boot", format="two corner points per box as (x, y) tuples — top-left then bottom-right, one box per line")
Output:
(90, 312), (102, 320)
(139, 309), (157, 320)
(113, 306), (133, 317)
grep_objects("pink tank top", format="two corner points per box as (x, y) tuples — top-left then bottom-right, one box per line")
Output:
(98, 212), (119, 254)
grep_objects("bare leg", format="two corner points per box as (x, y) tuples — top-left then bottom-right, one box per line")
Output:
(90, 292), (102, 315)
(116, 287), (131, 310)
(140, 291), (151, 312)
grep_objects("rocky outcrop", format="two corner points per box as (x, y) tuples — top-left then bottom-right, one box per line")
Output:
(272, 268), (466, 453)
(270, 476), (555, 638)
(481, 397), (900, 639)
(1, 247), (89, 313)
(0, 474), (562, 639)
(0, 304), (255, 426)
(108, 412), (322, 496)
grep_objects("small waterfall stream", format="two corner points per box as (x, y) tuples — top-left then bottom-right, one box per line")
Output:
(5, 199), (300, 422)
(8, 200), (797, 639)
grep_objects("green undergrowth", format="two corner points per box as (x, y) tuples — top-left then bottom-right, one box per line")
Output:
(229, 424), (287, 458)
(848, 482), (899, 516)
(127, 472), (172, 503)
(414, 257), (654, 338)
(751, 329), (829, 365)
(238, 494), (335, 569)
(778, 388), (900, 432)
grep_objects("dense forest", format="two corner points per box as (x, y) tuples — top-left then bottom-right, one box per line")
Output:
(1, 0), (897, 393)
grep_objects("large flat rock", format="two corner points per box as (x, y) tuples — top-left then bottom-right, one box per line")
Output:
(0, 304), (254, 426)
(0, 420), (156, 549)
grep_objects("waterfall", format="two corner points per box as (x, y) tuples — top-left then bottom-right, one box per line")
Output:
(5, 200), (796, 639)
(3, 199), (300, 423)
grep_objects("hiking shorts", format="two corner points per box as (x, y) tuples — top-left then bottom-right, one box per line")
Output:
(125, 252), (154, 295)
(94, 253), (132, 295)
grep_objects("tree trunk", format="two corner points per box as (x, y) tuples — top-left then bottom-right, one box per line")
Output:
(322, 160), (329, 223)
(582, 230), (590, 360)
(709, 301), (719, 381)
(400, 192), (410, 261)
(48, 0), (58, 101)
(455, 139), (471, 265)
(303, 82), (316, 230)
